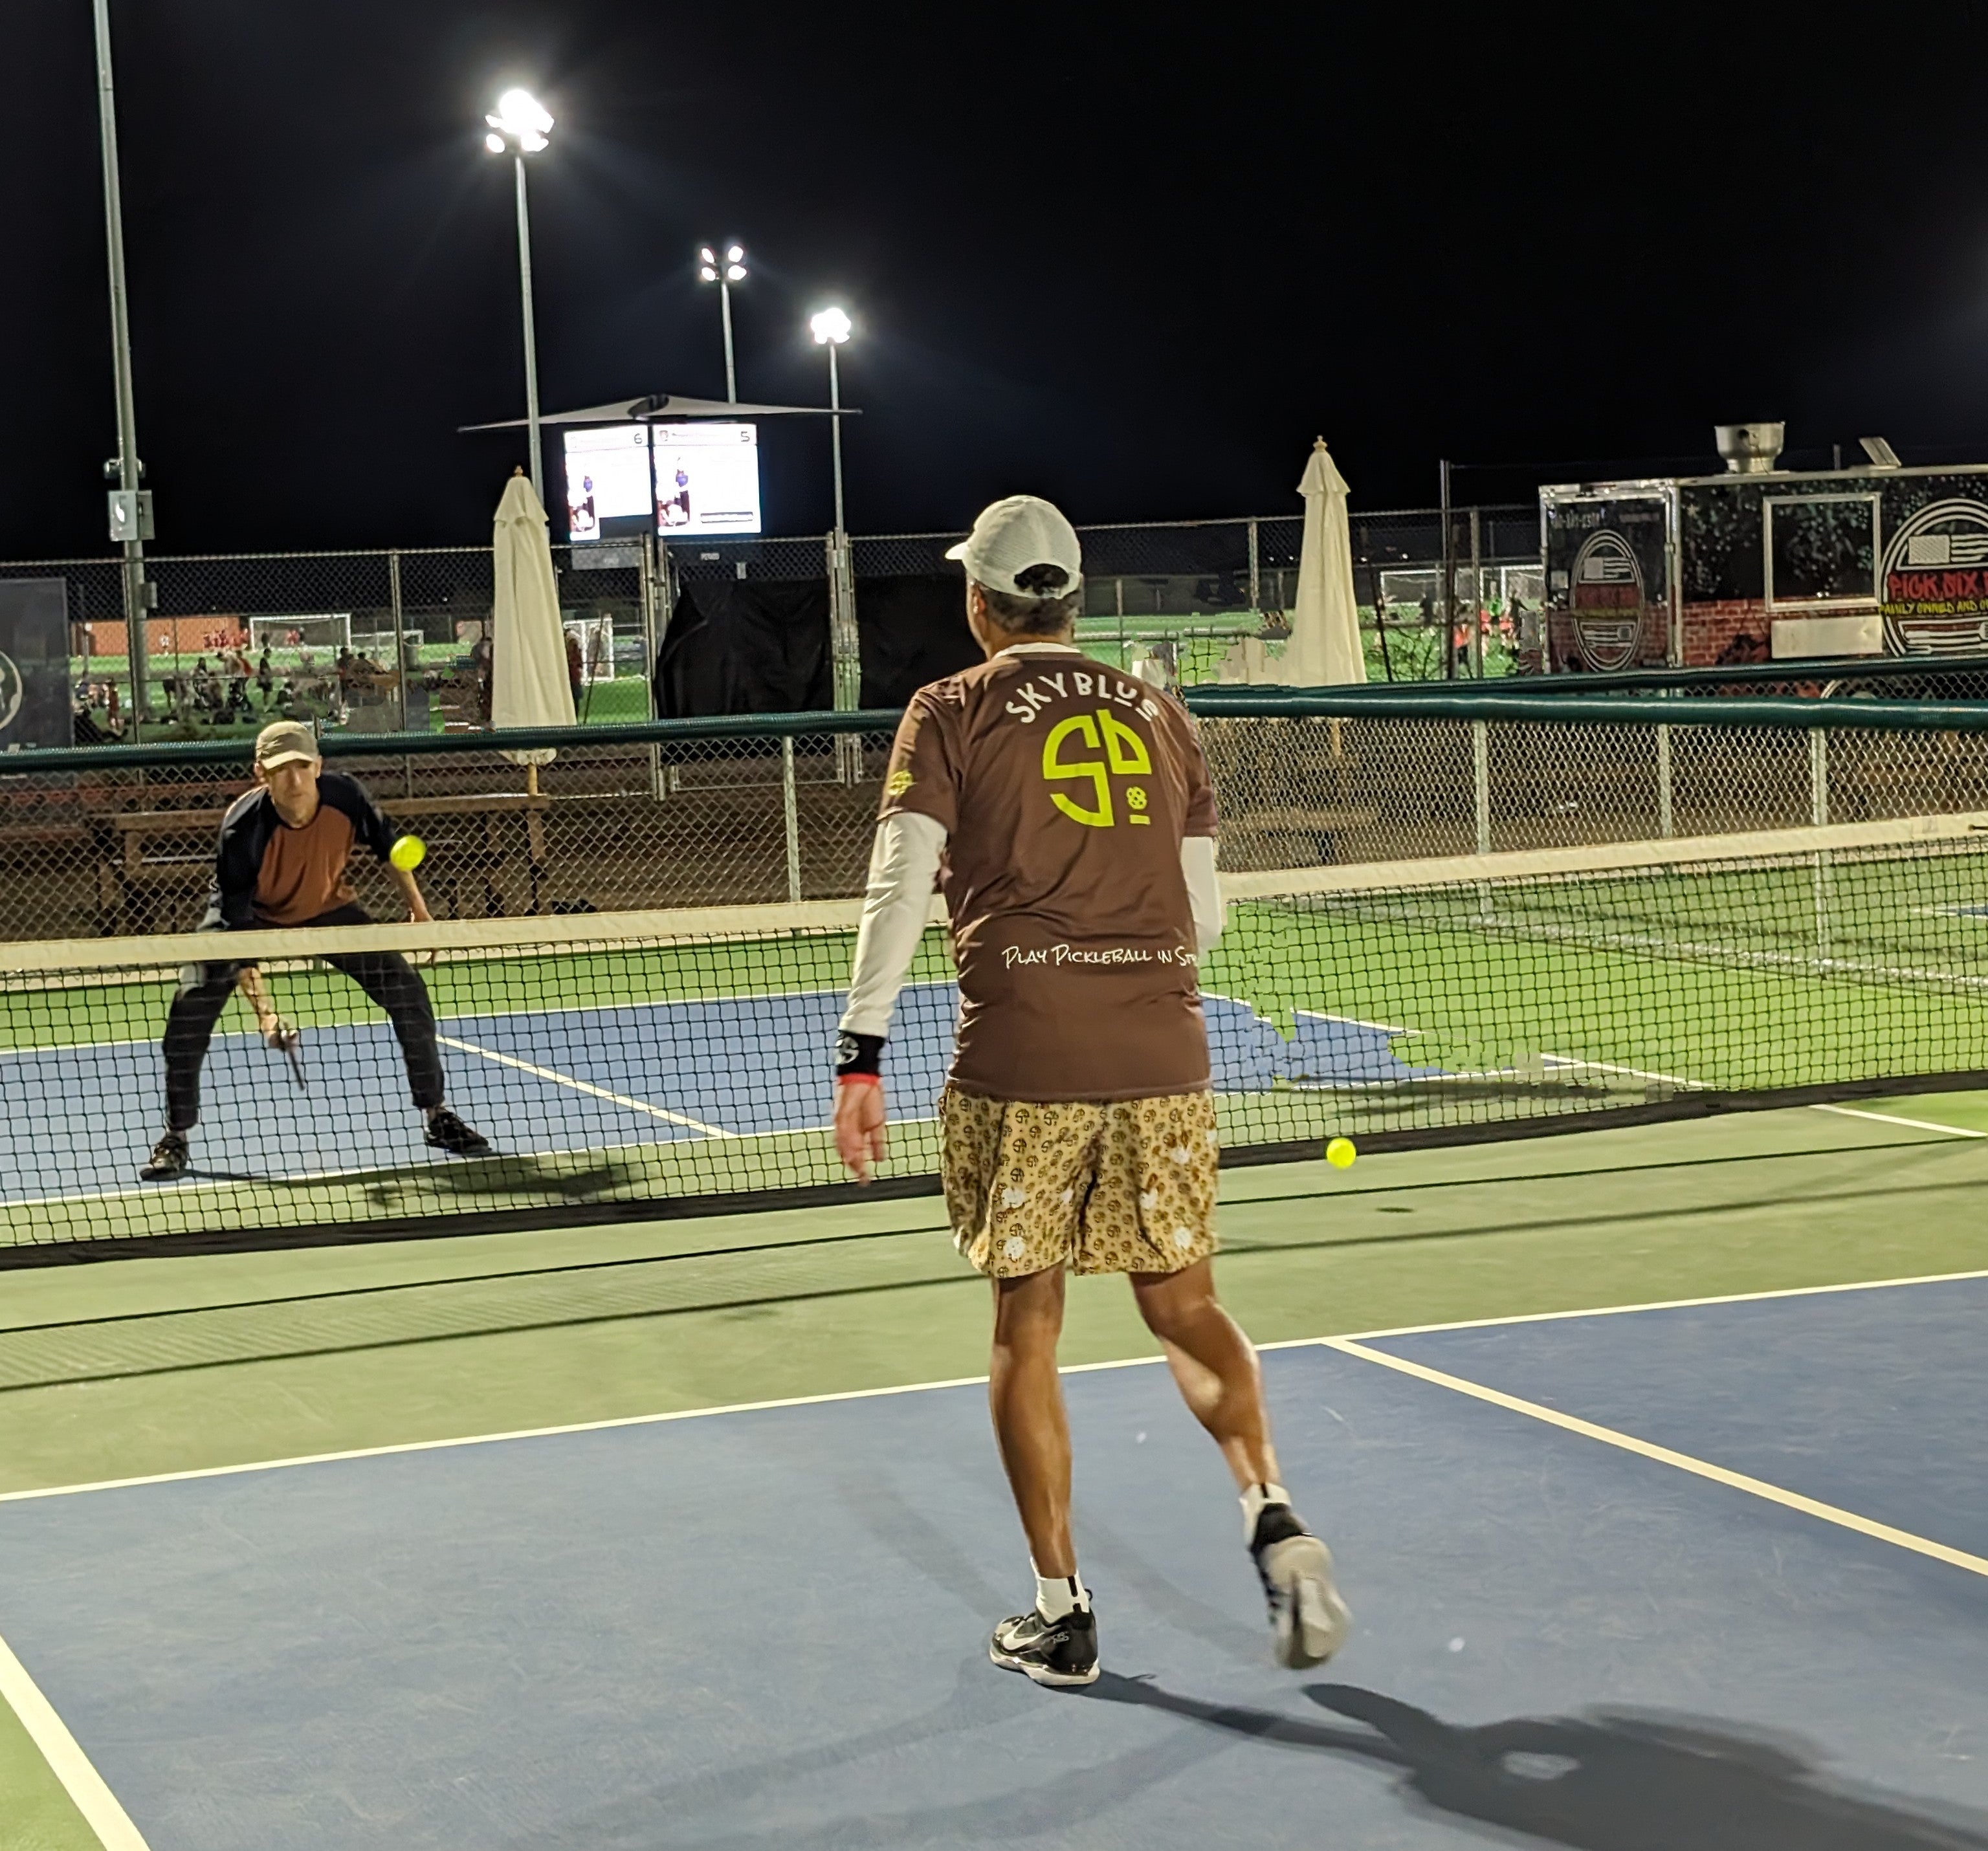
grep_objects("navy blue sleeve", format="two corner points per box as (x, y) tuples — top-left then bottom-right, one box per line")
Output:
(209, 791), (276, 930)
(318, 772), (396, 862)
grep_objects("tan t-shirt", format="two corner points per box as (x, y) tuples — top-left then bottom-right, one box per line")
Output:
(880, 646), (1218, 1102)
(255, 804), (360, 925)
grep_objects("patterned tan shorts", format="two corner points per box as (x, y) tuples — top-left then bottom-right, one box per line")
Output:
(939, 1084), (1221, 1278)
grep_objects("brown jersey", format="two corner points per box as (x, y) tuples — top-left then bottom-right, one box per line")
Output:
(879, 644), (1218, 1102)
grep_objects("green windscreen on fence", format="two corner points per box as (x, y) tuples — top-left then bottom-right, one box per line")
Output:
(5, 809), (1987, 1256)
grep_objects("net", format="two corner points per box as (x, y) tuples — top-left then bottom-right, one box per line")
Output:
(6, 809), (1988, 1256)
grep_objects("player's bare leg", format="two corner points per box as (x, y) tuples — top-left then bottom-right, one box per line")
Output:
(989, 1267), (1076, 1575)
(1132, 1259), (1350, 1669)
(985, 1266), (1098, 1685)
(1130, 1260), (1279, 1488)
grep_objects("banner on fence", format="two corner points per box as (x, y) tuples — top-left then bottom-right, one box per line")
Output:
(0, 578), (71, 751)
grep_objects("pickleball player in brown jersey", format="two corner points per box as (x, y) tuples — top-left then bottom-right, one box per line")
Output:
(831, 494), (1349, 1687)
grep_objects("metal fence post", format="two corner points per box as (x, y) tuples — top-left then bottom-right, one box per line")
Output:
(1440, 459), (1455, 682)
(388, 547), (412, 796)
(1810, 726), (1831, 970)
(1472, 719), (1492, 855)
(1246, 517), (1261, 618)
(1468, 507), (1483, 679)
(828, 531), (860, 783)
(1656, 723), (1673, 838)
(782, 733), (802, 903)
(643, 534), (665, 800)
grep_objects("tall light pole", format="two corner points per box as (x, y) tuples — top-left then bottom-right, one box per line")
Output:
(810, 306), (852, 532)
(93, 0), (150, 732)
(698, 245), (747, 403)
(484, 89), (553, 505)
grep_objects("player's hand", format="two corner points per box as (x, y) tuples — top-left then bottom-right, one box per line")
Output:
(406, 894), (433, 924)
(834, 1079), (888, 1183)
(261, 1014), (298, 1053)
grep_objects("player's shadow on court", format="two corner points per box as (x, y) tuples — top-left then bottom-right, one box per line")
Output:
(1083, 1675), (1988, 1849)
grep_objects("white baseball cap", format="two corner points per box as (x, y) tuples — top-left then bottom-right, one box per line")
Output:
(945, 495), (1083, 601)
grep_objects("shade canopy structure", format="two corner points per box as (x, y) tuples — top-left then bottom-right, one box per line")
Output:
(1286, 438), (1367, 686)
(489, 470), (575, 772)
(460, 392), (859, 433)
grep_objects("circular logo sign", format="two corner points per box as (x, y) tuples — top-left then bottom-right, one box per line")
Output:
(1568, 531), (1645, 672)
(0, 652), (24, 735)
(1881, 498), (1988, 655)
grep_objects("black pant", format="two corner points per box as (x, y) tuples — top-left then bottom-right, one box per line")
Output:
(162, 904), (445, 1132)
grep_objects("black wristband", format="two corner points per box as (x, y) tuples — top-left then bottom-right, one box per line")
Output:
(834, 1031), (884, 1078)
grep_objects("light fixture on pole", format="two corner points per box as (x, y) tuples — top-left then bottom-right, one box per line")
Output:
(809, 306), (853, 533)
(697, 244), (747, 403)
(483, 87), (555, 506)
(92, 0), (151, 733)
(810, 306), (858, 741)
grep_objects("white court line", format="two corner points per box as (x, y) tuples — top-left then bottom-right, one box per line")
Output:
(1339, 1265), (1988, 1341)
(436, 1036), (734, 1138)
(4, 1269), (1987, 1507)
(1809, 1102), (1988, 1139)
(1324, 1335), (1988, 1581)
(0, 1627), (149, 1849)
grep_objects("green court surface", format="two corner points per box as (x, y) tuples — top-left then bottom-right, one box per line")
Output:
(3, 1090), (1986, 1846)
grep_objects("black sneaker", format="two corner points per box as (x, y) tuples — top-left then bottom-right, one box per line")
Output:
(989, 1605), (1099, 1687)
(424, 1108), (491, 1156)
(1250, 1503), (1351, 1669)
(140, 1131), (188, 1181)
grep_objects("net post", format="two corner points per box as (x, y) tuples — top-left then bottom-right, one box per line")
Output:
(782, 733), (802, 903)
(1657, 723), (1673, 838)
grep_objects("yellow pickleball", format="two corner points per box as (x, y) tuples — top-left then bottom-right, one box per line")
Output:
(389, 834), (427, 871)
(1325, 1137), (1357, 1169)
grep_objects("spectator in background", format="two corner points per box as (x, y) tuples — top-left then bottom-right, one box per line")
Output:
(566, 628), (584, 713)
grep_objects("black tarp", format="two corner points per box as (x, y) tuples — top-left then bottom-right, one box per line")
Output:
(856, 573), (978, 708)
(652, 580), (832, 718)
(652, 573), (980, 717)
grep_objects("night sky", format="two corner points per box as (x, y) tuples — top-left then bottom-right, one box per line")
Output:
(10, 2), (1988, 558)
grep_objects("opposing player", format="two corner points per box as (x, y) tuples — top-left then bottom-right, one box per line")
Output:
(138, 721), (490, 1181)
(832, 495), (1349, 1686)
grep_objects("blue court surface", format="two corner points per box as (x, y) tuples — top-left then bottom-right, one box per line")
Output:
(0, 982), (1424, 1205)
(4, 1274), (1987, 1848)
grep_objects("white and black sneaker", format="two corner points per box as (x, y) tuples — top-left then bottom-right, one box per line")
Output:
(139, 1131), (188, 1181)
(989, 1605), (1100, 1687)
(1250, 1502), (1351, 1669)
(423, 1108), (491, 1157)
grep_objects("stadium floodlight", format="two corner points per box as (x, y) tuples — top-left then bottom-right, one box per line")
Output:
(698, 242), (748, 402)
(483, 89), (556, 503)
(810, 307), (854, 532)
(485, 87), (553, 153)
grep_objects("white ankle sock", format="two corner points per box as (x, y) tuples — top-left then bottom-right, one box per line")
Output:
(1032, 1562), (1089, 1619)
(1241, 1482), (1290, 1540)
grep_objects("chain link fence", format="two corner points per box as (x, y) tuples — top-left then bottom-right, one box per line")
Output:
(2, 504), (1540, 759)
(0, 695), (1982, 942)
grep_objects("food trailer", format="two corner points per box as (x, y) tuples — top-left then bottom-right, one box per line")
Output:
(1538, 425), (1988, 672)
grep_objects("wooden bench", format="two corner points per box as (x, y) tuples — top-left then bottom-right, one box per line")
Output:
(89, 794), (551, 932)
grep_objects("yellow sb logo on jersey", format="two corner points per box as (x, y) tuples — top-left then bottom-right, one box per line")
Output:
(1041, 710), (1154, 827)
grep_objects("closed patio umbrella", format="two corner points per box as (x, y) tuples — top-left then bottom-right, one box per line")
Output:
(490, 468), (575, 787)
(1286, 439), (1366, 686)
